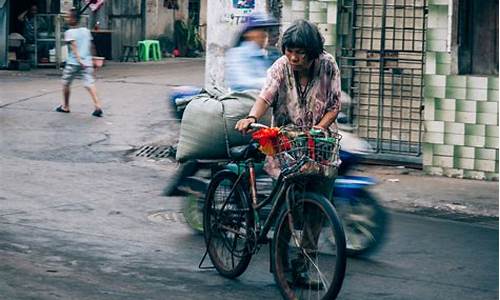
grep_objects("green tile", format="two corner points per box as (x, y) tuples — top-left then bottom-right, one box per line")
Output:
(444, 133), (465, 145)
(466, 76), (489, 89)
(426, 28), (448, 40)
(435, 109), (455, 122)
(424, 132), (444, 144)
(488, 89), (499, 102)
(474, 159), (496, 172)
(455, 146), (475, 158)
(433, 144), (454, 156)
(455, 111), (476, 124)
(477, 102), (498, 114)
(424, 166), (444, 176)
(463, 170), (486, 180)
(488, 77), (499, 90)
(475, 148), (497, 160)
(427, 39), (447, 52)
(433, 155), (453, 168)
(423, 144), (433, 165)
(424, 74), (446, 87)
(428, 0), (449, 5)
(453, 157), (474, 170)
(485, 136), (499, 149)
(477, 113), (498, 125)
(465, 124), (486, 136)
(424, 86), (446, 98)
(428, 5), (449, 29)
(466, 88), (488, 101)
(436, 52), (452, 64)
(436, 63), (451, 75)
(464, 135), (485, 147)
(455, 100), (476, 112)
(425, 120), (445, 132)
(486, 125), (499, 137)
(445, 87), (467, 99)
(445, 122), (465, 134)
(443, 168), (464, 178)
(485, 172), (499, 181)
(446, 75), (467, 88)
(435, 98), (456, 110)
(425, 52), (436, 75)
(424, 97), (436, 120)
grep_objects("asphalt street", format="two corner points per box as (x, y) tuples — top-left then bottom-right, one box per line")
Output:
(0, 60), (498, 299)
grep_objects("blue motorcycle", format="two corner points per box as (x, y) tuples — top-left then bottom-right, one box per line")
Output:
(167, 87), (388, 257)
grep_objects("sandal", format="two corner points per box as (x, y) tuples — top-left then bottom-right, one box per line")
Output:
(55, 105), (70, 113)
(92, 108), (103, 117)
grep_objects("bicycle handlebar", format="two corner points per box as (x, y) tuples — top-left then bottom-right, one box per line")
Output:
(248, 123), (269, 130)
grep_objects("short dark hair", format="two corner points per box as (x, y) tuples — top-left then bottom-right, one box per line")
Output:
(281, 20), (324, 60)
(69, 8), (81, 23)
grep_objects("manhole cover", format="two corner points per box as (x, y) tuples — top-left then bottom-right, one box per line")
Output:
(135, 145), (175, 159)
(148, 210), (186, 224)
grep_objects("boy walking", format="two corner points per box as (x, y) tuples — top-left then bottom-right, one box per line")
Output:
(56, 9), (103, 117)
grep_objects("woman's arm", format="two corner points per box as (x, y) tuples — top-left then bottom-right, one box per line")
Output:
(316, 58), (342, 130)
(235, 97), (270, 132)
(315, 110), (339, 130)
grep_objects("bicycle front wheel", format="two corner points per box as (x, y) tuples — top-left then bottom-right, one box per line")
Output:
(203, 170), (254, 278)
(272, 192), (347, 300)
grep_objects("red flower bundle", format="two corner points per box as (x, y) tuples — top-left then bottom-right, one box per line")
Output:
(252, 128), (280, 156)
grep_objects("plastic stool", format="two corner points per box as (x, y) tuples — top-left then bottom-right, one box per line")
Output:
(120, 45), (139, 62)
(138, 40), (161, 61)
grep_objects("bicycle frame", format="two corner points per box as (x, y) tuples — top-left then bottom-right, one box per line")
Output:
(215, 157), (306, 249)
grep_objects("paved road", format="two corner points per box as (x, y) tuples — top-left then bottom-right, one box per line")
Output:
(0, 60), (498, 299)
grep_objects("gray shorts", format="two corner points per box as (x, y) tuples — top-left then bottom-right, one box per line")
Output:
(62, 64), (95, 87)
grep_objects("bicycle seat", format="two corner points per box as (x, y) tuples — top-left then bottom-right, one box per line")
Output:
(229, 143), (263, 161)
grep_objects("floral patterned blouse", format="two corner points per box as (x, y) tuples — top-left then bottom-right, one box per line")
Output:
(259, 52), (342, 128)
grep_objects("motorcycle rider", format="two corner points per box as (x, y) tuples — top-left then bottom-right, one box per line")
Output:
(225, 13), (280, 91)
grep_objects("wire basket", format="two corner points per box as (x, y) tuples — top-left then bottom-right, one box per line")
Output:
(253, 126), (342, 177)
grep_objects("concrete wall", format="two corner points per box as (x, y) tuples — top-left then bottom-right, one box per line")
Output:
(423, 0), (499, 180)
(145, 0), (188, 38)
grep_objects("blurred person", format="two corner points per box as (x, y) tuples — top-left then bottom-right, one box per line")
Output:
(235, 19), (341, 287)
(17, 4), (39, 44)
(225, 13), (279, 91)
(55, 9), (103, 117)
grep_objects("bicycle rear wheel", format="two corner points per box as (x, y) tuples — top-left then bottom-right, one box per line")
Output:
(272, 192), (346, 300)
(203, 170), (254, 278)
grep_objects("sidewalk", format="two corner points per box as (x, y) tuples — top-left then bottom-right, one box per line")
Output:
(353, 164), (498, 222)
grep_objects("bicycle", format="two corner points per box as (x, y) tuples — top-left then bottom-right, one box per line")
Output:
(201, 124), (347, 300)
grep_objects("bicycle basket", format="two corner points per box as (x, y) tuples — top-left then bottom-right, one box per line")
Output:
(253, 126), (342, 177)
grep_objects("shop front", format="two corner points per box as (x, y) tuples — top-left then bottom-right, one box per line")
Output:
(0, 0), (69, 69)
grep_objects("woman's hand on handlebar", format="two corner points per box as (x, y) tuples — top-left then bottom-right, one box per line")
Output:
(235, 118), (255, 134)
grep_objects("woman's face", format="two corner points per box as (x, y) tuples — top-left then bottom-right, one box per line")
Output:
(285, 48), (310, 71)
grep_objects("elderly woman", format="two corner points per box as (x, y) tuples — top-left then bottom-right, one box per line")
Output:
(235, 19), (342, 288)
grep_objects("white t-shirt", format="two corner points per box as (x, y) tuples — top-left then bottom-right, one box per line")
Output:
(65, 27), (93, 66)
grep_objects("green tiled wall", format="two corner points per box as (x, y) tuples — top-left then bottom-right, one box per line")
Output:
(423, 4), (499, 180)
(284, 0), (338, 52)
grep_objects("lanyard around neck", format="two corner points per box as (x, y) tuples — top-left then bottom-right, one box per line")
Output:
(294, 61), (315, 107)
